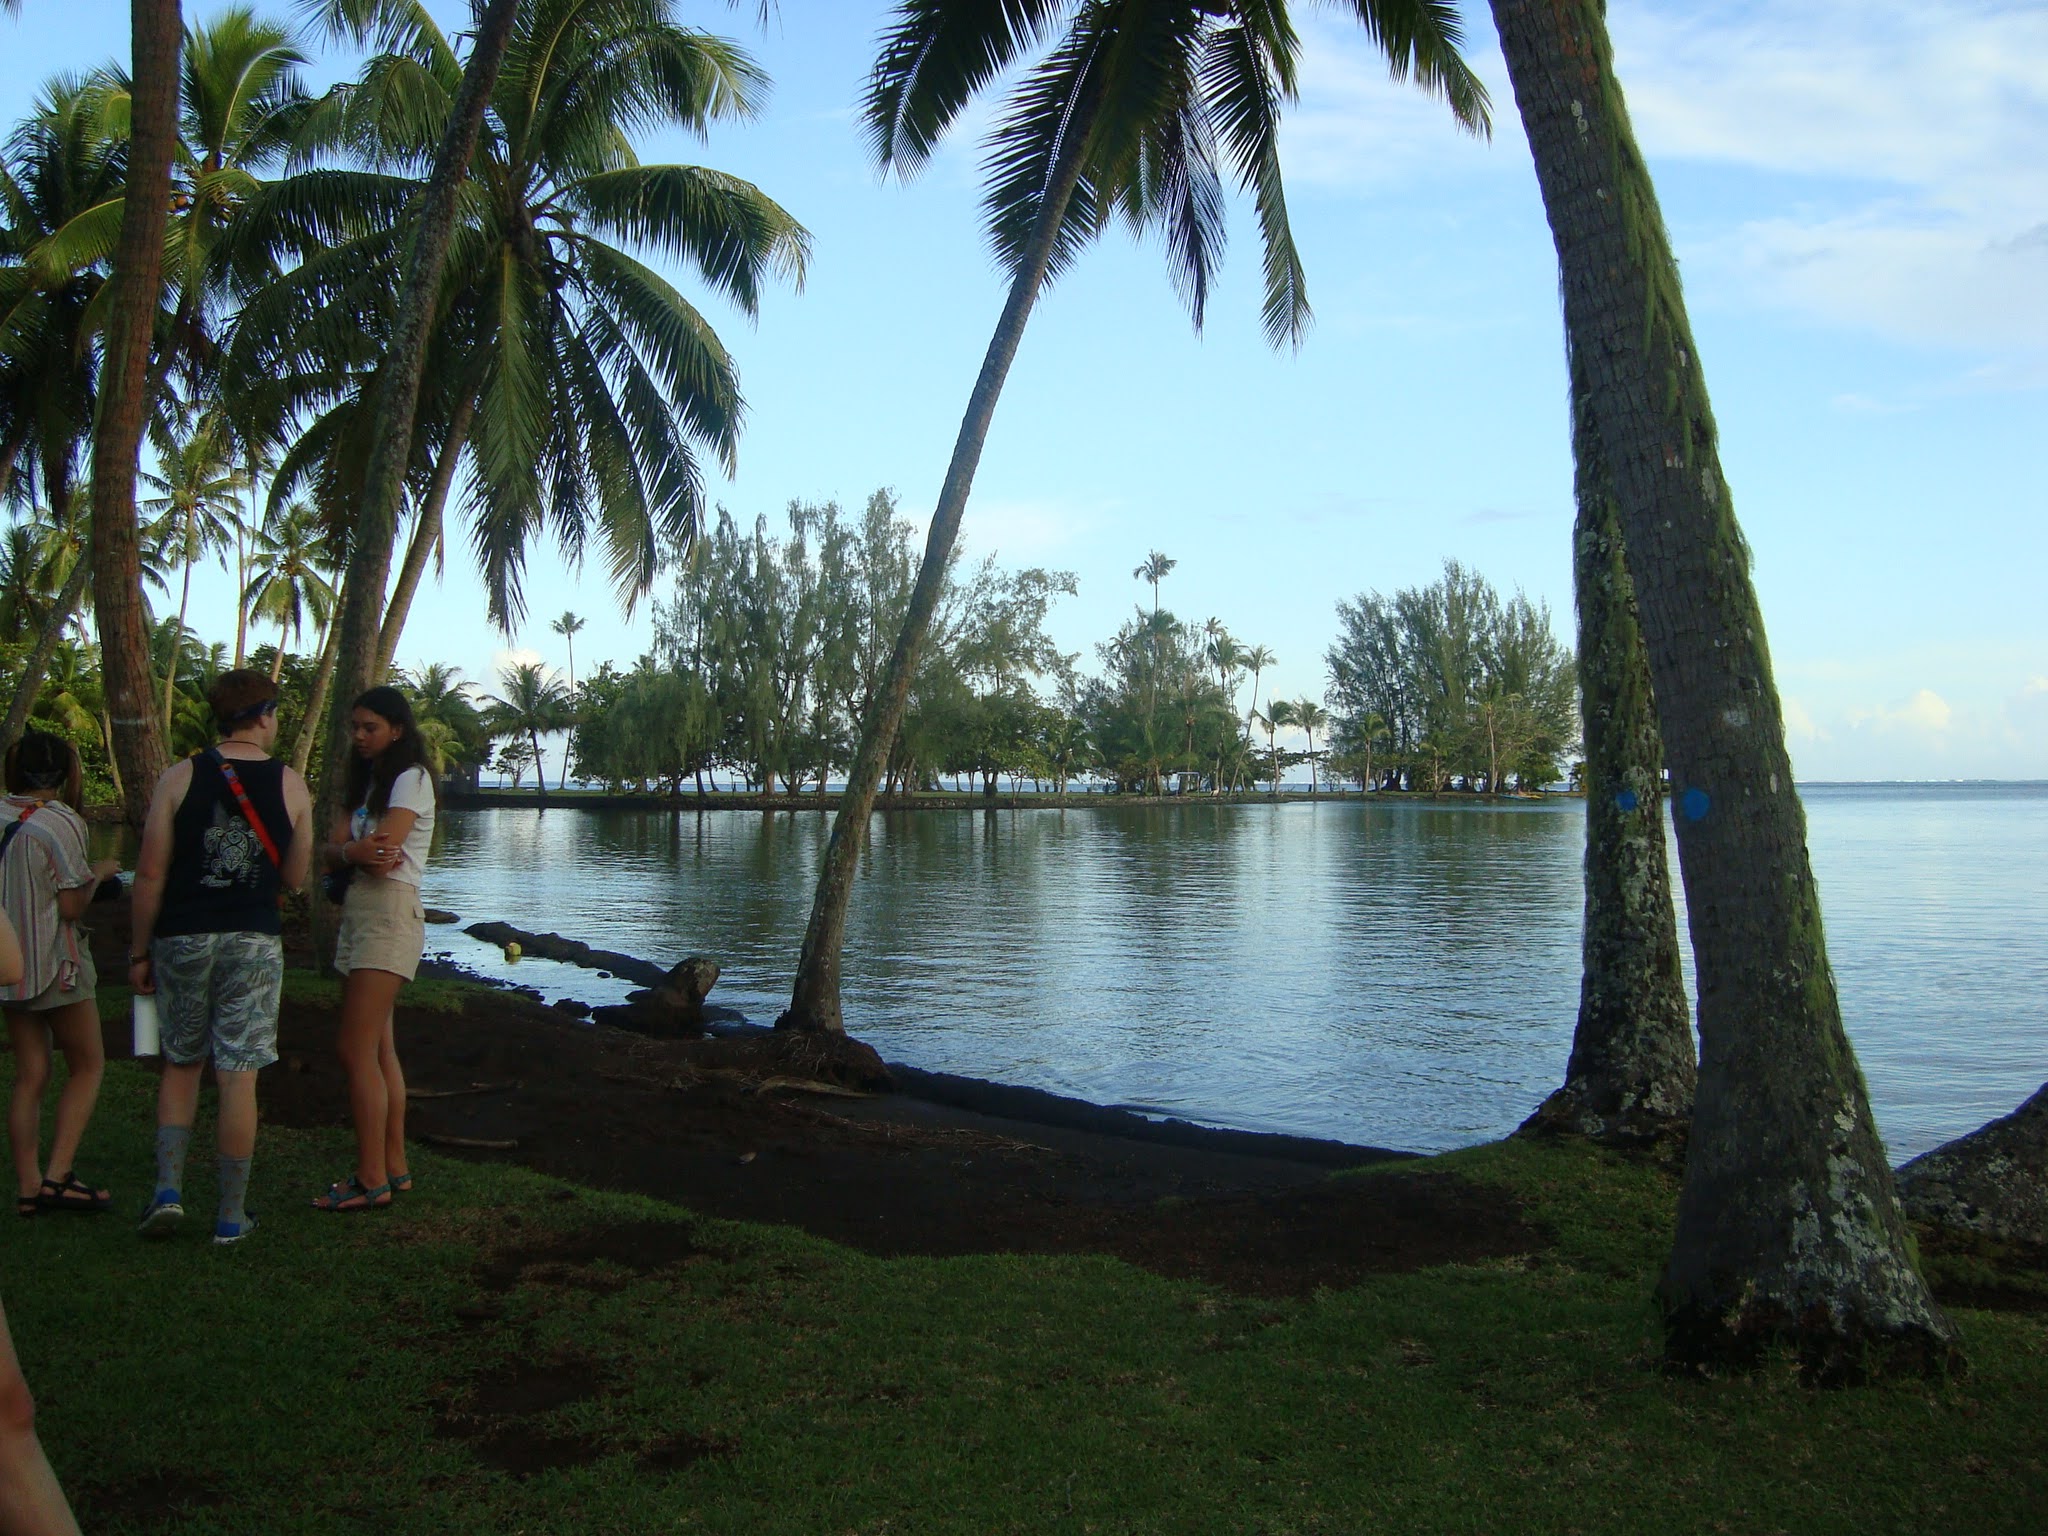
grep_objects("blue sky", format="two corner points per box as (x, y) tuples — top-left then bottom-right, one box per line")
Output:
(7, 1), (2045, 779)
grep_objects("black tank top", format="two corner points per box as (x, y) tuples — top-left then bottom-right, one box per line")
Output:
(156, 752), (293, 937)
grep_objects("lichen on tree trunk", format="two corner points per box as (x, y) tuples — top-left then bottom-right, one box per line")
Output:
(1519, 367), (1694, 1147)
(1490, 0), (1959, 1380)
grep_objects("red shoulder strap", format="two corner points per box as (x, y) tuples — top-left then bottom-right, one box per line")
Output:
(206, 750), (282, 869)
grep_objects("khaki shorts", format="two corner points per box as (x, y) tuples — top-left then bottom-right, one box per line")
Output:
(14, 950), (96, 1013)
(333, 876), (425, 980)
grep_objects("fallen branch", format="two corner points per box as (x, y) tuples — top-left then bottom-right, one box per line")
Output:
(752, 1076), (876, 1100)
(419, 1133), (519, 1151)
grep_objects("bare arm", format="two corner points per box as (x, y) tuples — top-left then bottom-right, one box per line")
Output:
(279, 768), (314, 893)
(358, 807), (418, 878)
(127, 761), (190, 994)
(0, 909), (22, 988)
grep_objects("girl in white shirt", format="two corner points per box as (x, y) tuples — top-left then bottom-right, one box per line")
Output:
(313, 686), (436, 1213)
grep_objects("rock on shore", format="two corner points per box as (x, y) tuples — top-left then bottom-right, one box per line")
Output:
(1896, 1082), (2048, 1245)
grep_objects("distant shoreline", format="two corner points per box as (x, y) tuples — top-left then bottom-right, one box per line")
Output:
(439, 786), (1572, 813)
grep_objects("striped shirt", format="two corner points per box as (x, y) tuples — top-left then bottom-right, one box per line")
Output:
(0, 795), (93, 1002)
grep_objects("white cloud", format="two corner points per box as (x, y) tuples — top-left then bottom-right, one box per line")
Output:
(1782, 696), (1823, 742)
(1614, 2), (2048, 354)
(1849, 688), (1955, 736)
(1282, 3), (2048, 358)
(956, 496), (1097, 565)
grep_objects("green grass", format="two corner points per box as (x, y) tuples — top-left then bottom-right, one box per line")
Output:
(4, 1057), (2043, 1534)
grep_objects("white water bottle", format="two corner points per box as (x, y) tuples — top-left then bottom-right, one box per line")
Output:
(132, 992), (161, 1057)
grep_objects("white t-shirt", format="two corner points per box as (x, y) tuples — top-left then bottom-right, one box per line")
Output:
(351, 766), (436, 887)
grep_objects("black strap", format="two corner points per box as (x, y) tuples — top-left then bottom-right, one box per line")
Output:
(0, 801), (38, 866)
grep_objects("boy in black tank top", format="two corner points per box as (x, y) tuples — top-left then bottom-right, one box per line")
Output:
(127, 672), (313, 1244)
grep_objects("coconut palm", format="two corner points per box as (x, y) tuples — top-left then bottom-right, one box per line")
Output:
(1134, 550), (1175, 617)
(1259, 698), (1293, 794)
(1239, 642), (1274, 763)
(782, 0), (1486, 1033)
(483, 660), (571, 800)
(1488, 0), (1955, 1375)
(243, 497), (338, 680)
(551, 610), (585, 692)
(142, 409), (248, 731)
(1291, 695), (1326, 794)
(0, 76), (127, 745)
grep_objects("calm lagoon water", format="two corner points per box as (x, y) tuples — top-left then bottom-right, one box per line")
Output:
(418, 784), (2047, 1161)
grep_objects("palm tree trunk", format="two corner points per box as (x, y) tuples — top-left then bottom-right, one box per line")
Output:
(162, 515), (195, 734)
(1491, 0), (1957, 1379)
(1519, 367), (1694, 1146)
(528, 726), (548, 804)
(781, 70), (1108, 1033)
(291, 604), (341, 776)
(375, 394), (475, 675)
(89, 0), (180, 826)
(0, 544), (92, 747)
(315, 0), (518, 832)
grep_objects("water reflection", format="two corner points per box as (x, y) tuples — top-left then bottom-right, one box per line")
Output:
(105, 784), (2047, 1158)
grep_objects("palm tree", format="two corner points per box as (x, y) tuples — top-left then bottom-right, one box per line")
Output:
(1134, 550), (1176, 617)
(1259, 698), (1293, 795)
(287, 0), (805, 833)
(1518, 362), (1692, 1148)
(1489, 0), (1955, 1376)
(551, 610), (585, 692)
(483, 660), (570, 802)
(1292, 696), (1327, 795)
(781, 0), (1486, 1033)
(0, 76), (127, 747)
(301, 0), (522, 838)
(1240, 643), (1275, 770)
(243, 498), (338, 681)
(143, 410), (248, 732)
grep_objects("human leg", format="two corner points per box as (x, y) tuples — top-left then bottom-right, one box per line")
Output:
(0, 1294), (81, 1536)
(145, 935), (220, 1236)
(327, 967), (405, 1202)
(379, 1009), (408, 1184)
(5, 1014), (50, 1210)
(39, 1003), (105, 1204)
(213, 1068), (257, 1238)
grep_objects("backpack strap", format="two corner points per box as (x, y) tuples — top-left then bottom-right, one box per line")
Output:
(0, 801), (39, 866)
(205, 749), (282, 869)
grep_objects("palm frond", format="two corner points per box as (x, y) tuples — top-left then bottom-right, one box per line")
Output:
(866, 0), (1071, 175)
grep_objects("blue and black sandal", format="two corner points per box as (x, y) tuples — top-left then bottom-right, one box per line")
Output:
(312, 1176), (391, 1213)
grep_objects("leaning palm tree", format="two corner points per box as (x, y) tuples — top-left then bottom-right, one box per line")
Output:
(781, 0), (1488, 1033)
(1489, 0), (1956, 1376)
(1239, 642), (1274, 768)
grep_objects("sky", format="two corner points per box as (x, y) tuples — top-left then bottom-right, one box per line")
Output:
(6, 1), (2045, 780)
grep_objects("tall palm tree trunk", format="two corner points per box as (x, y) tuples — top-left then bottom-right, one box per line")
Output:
(90, 0), (181, 825)
(1519, 366), (1693, 1146)
(0, 538), (92, 747)
(291, 605), (341, 775)
(1491, 0), (1957, 1379)
(162, 514), (196, 733)
(375, 394), (474, 675)
(315, 0), (518, 830)
(780, 75), (1107, 1034)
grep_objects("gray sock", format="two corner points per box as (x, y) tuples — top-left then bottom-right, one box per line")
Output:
(217, 1156), (252, 1229)
(155, 1125), (192, 1198)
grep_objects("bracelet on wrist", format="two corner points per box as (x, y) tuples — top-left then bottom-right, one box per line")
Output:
(128, 952), (150, 964)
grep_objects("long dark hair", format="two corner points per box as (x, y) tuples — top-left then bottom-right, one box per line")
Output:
(345, 686), (438, 816)
(5, 730), (83, 811)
